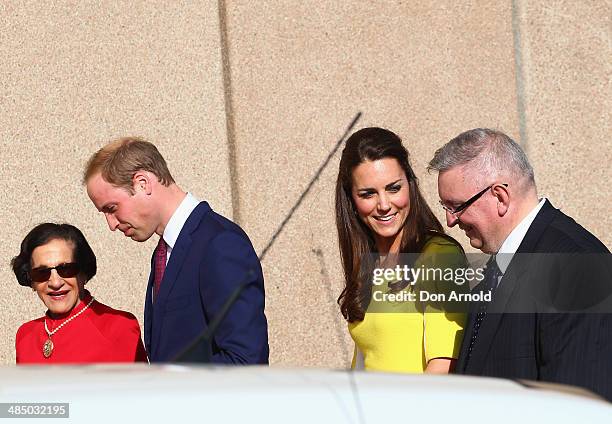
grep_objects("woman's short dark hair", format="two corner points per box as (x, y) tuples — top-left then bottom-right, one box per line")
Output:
(11, 223), (97, 287)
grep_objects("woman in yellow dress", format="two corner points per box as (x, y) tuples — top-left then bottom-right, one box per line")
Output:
(335, 127), (467, 373)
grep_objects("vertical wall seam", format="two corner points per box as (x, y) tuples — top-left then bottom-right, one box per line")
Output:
(511, 0), (529, 155)
(217, 0), (241, 223)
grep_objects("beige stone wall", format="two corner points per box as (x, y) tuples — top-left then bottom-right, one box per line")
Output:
(513, 0), (611, 246)
(0, 1), (608, 365)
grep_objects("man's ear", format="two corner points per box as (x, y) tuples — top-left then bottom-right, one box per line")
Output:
(494, 183), (510, 216)
(132, 171), (153, 195)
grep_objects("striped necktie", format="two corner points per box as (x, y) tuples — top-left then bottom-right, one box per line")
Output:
(153, 237), (167, 302)
(465, 256), (502, 362)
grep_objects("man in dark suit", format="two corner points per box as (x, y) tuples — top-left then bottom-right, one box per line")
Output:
(84, 137), (269, 363)
(428, 128), (611, 400)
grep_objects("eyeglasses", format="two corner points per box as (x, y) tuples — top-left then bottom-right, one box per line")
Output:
(29, 263), (80, 283)
(440, 183), (508, 216)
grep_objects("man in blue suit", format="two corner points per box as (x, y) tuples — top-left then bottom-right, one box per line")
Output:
(84, 137), (269, 364)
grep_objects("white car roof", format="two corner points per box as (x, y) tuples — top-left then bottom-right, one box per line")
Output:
(1, 365), (610, 422)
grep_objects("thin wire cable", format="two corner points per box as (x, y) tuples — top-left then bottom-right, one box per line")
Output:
(258, 112), (362, 261)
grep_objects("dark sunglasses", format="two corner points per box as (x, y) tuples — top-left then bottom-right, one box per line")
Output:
(29, 263), (80, 283)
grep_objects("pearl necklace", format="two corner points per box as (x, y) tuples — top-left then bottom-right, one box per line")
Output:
(42, 297), (95, 359)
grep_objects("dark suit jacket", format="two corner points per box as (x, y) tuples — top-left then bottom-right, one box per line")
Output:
(455, 200), (612, 400)
(144, 201), (269, 364)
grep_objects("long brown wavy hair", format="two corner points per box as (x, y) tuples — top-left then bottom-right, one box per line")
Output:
(336, 127), (446, 322)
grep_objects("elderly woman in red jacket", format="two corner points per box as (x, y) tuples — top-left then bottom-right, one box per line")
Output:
(13, 223), (147, 363)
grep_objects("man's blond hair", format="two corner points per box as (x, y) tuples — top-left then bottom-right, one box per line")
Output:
(83, 137), (175, 191)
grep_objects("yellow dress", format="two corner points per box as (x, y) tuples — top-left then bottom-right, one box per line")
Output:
(348, 236), (467, 373)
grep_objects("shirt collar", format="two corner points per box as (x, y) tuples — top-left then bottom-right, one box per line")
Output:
(496, 197), (546, 273)
(162, 192), (200, 249)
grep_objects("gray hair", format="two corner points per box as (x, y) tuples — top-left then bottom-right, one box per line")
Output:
(428, 128), (535, 190)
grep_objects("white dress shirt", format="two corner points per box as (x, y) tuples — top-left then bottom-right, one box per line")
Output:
(161, 192), (200, 263)
(495, 197), (547, 278)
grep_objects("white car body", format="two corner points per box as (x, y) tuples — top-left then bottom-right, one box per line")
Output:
(1, 365), (610, 422)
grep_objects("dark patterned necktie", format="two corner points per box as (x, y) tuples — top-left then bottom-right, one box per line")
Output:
(153, 237), (167, 302)
(465, 256), (502, 361)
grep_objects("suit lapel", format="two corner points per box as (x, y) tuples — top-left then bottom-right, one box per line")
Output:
(150, 202), (211, 359)
(512, 200), (556, 255)
(466, 262), (528, 372)
(144, 253), (155, 353)
(465, 200), (558, 373)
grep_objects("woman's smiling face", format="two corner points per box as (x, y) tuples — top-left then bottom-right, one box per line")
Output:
(30, 238), (85, 318)
(351, 158), (410, 253)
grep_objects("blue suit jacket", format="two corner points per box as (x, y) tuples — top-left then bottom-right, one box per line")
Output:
(144, 201), (269, 364)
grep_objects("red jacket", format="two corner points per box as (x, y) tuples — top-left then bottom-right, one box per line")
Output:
(16, 291), (147, 364)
